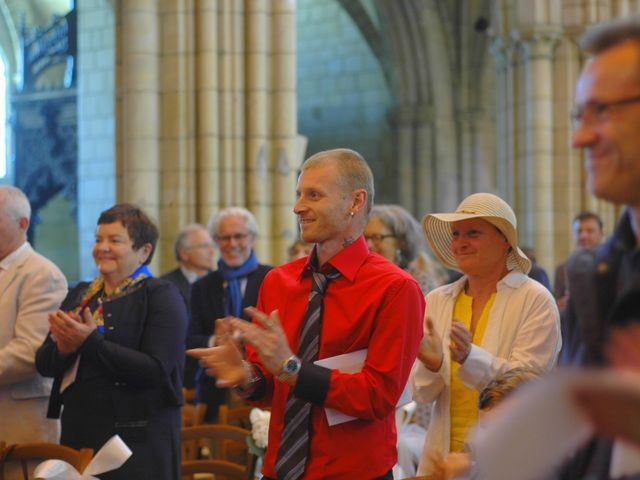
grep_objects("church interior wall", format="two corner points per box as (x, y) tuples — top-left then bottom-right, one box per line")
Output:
(0, 0), (637, 283)
(296, 0), (394, 201)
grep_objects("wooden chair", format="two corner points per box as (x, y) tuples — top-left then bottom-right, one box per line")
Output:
(218, 404), (254, 429)
(0, 442), (94, 480)
(181, 459), (247, 480)
(183, 387), (198, 403)
(181, 424), (255, 480)
(182, 401), (208, 428)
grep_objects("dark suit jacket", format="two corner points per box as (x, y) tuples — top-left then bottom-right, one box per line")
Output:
(188, 264), (271, 419)
(36, 278), (187, 480)
(188, 264), (272, 348)
(555, 210), (640, 480)
(161, 267), (200, 388)
(161, 267), (191, 308)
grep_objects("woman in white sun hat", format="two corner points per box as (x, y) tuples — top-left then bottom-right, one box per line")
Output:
(409, 192), (561, 475)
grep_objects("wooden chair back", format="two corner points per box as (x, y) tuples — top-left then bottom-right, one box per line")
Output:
(0, 442), (94, 480)
(181, 459), (247, 480)
(181, 402), (208, 428)
(181, 424), (255, 480)
(218, 404), (254, 429)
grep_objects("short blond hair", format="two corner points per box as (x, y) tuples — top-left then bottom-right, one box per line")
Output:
(302, 148), (375, 215)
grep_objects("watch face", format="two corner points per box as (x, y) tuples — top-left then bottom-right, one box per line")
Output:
(285, 358), (299, 374)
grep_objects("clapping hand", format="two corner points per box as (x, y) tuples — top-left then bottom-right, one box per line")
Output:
(450, 320), (472, 364)
(48, 307), (96, 356)
(187, 318), (246, 387)
(418, 317), (444, 372)
(231, 307), (294, 378)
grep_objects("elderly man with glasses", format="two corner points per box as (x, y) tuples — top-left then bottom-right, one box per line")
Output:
(187, 207), (272, 421)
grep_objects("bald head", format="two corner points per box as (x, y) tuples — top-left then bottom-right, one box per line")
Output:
(0, 186), (31, 260)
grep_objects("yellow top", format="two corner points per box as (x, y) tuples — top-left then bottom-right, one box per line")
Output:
(449, 289), (496, 452)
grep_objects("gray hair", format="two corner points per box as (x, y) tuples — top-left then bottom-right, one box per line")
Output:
(0, 185), (31, 223)
(208, 207), (259, 239)
(578, 14), (640, 54)
(302, 148), (375, 215)
(369, 204), (427, 268)
(174, 223), (209, 262)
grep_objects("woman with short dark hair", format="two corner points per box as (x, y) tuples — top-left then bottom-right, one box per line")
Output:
(37, 203), (186, 480)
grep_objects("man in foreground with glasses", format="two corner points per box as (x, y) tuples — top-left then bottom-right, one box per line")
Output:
(187, 207), (272, 421)
(553, 13), (640, 479)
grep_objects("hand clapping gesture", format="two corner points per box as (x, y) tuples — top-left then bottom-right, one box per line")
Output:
(188, 307), (296, 387)
(187, 317), (246, 387)
(418, 317), (444, 372)
(450, 319), (472, 364)
(48, 307), (96, 356)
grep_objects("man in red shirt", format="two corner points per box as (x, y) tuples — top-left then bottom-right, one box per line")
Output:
(190, 148), (425, 479)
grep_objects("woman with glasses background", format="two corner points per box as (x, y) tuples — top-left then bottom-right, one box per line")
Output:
(364, 203), (447, 478)
(365, 204), (447, 294)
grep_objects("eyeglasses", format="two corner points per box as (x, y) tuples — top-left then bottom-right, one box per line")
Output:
(364, 234), (396, 243)
(214, 233), (250, 243)
(571, 94), (640, 127)
(187, 242), (214, 250)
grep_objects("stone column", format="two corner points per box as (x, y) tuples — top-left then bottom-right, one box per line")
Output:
(267, 0), (298, 263)
(519, 31), (561, 272)
(389, 105), (415, 210)
(414, 104), (436, 217)
(491, 35), (519, 208)
(195, 0), (220, 222)
(117, 0), (160, 219)
(157, 0), (197, 269)
(77, 0), (116, 279)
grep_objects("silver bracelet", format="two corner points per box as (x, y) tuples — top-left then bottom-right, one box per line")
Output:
(232, 361), (261, 397)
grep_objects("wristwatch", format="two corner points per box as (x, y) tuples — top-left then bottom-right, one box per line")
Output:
(278, 354), (302, 381)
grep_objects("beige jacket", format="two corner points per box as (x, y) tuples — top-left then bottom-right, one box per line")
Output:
(0, 243), (67, 443)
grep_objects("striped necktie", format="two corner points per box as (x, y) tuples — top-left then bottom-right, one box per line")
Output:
(275, 268), (340, 480)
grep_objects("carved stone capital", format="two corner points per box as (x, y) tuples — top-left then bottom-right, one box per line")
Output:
(512, 28), (563, 61)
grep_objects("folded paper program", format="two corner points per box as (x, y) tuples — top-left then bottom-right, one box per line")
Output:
(33, 436), (132, 480)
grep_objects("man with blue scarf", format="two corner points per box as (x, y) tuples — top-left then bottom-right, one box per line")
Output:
(188, 206), (272, 421)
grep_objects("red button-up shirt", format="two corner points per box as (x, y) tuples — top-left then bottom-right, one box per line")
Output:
(248, 236), (425, 479)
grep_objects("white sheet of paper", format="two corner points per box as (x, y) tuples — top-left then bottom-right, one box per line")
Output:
(611, 440), (640, 478)
(84, 434), (132, 476)
(314, 349), (412, 426)
(33, 435), (132, 480)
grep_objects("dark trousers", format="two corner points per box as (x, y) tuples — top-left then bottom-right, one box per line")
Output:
(262, 469), (393, 480)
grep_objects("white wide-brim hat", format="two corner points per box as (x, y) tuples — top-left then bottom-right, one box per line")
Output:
(423, 192), (532, 274)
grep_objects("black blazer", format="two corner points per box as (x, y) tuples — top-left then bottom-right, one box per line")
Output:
(36, 278), (187, 421)
(187, 264), (272, 349)
(161, 268), (191, 310)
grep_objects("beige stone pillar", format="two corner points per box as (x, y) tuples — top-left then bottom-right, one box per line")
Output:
(491, 37), (512, 204)
(266, 1), (299, 263)
(195, 0), (220, 221)
(113, 0), (298, 270)
(389, 106), (415, 210)
(117, 0), (160, 218)
(414, 105), (436, 217)
(519, 32), (561, 273)
(158, 0), (196, 268)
